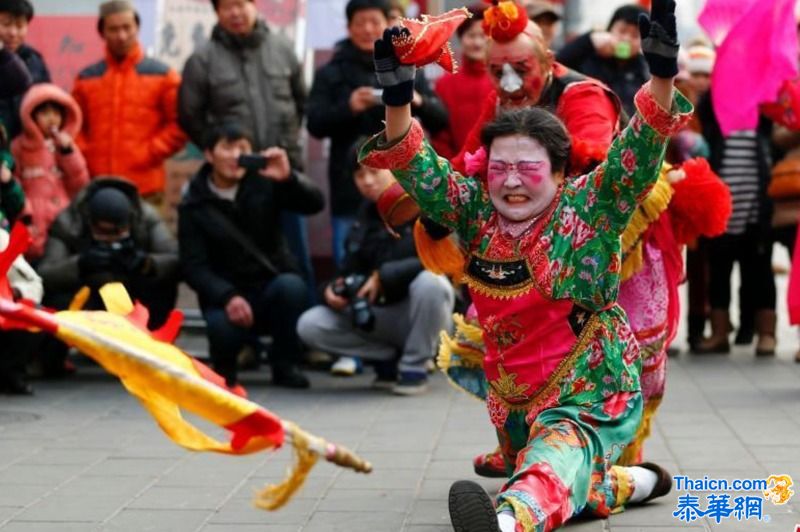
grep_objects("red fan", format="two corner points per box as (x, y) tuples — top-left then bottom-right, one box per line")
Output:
(394, 8), (471, 72)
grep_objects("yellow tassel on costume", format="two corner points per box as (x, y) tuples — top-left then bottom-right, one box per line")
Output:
(253, 422), (319, 510)
(620, 170), (674, 281)
(413, 219), (466, 281)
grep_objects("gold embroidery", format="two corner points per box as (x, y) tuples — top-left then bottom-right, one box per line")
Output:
(487, 312), (602, 412)
(464, 255), (535, 299)
(488, 364), (531, 402)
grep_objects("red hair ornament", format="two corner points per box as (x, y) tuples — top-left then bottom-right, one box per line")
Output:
(481, 0), (529, 43)
(394, 8), (472, 72)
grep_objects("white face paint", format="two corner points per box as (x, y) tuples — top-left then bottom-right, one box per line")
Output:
(499, 63), (523, 94)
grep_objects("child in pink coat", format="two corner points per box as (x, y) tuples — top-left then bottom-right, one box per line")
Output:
(11, 83), (89, 260)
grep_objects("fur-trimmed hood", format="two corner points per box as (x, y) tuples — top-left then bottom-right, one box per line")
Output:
(18, 83), (82, 149)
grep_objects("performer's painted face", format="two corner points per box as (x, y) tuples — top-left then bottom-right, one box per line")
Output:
(487, 135), (560, 222)
(487, 32), (552, 109)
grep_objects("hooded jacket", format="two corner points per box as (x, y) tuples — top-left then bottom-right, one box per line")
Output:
(72, 43), (187, 196)
(37, 177), (178, 293)
(11, 83), (90, 259)
(306, 38), (449, 216)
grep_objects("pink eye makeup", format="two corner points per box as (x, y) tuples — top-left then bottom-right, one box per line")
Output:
(487, 160), (546, 183)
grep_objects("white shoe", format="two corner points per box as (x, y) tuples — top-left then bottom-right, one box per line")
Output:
(331, 357), (362, 376)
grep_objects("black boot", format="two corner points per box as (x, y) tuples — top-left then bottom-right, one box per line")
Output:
(272, 365), (310, 389)
(448, 480), (500, 532)
(213, 357), (238, 388)
(0, 373), (34, 395)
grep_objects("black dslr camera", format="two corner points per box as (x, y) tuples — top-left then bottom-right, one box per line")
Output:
(331, 274), (375, 332)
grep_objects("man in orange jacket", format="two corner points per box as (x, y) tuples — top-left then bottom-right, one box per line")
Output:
(72, 0), (186, 204)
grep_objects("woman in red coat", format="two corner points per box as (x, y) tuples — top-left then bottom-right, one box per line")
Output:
(431, 4), (494, 159)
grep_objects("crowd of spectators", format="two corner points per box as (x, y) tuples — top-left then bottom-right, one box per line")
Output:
(1, 0), (797, 398)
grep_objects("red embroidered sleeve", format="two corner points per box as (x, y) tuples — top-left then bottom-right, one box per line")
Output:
(359, 120), (426, 171)
(634, 82), (693, 138)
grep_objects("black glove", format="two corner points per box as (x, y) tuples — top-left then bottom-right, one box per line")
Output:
(79, 242), (123, 288)
(113, 237), (151, 276)
(639, 0), (679, 79)
(373, 27), (417, 107)
(78, 243), (116, 277)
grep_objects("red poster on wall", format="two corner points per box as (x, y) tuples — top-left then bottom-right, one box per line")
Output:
(26, 16), (105, 91)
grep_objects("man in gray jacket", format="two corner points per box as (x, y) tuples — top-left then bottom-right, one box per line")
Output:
(179, 0), (313, 303)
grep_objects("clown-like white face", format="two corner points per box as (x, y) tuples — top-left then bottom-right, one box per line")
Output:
(487, 31), (552, 109)
(487, 135), (560, 222)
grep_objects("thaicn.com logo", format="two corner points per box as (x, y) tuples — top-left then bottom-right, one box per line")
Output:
(672, 474), (795, 524)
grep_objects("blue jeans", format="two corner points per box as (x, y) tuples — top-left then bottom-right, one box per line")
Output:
(203, 273), (309, 384)
(331, 215), (356, 268)
(280, 211), (317, 305)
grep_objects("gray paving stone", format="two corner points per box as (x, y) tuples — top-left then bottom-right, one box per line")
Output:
(315, 488), (413, 512)
(303, 510), (406, 532)
(0, 522), (98, 531)
(126, 486), (235, 511)
(208, 496), (313, 525)
(201, 526), (300, 532)
(103, 509), (212, 531)
(406, 500), (450, 525)
(0, 485), (50, 508)
(0, 465), (86, 486)
(12, 495), (125, 523)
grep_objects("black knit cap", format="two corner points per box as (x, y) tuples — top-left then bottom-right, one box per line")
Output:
(607, 4), (647, 30)
(345, 0), (391, 23)
(88, 187), (132, 228)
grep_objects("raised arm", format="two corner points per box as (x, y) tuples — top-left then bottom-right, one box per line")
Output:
(569, 0), (690, 235)
(359, 28), (490, 242)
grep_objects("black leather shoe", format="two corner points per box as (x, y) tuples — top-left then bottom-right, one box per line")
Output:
(448, 480), (500, 532)
(1, 374), (34, 395)
(272, 366), (310, 389)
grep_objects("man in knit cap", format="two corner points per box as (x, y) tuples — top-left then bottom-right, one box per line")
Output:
(72, 0), (186, 206)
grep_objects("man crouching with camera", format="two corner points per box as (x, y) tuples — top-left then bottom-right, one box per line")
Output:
(179, 122), (324, 389)
(297, 142), (454, 395)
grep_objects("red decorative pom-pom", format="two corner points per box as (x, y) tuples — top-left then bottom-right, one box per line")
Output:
(481, 0), (529, 43)
(669, 157), (732, 245)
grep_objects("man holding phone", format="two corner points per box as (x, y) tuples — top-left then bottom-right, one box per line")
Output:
(178, 122), (324, 389)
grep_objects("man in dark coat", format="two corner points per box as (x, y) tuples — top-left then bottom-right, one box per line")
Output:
(179, 122), (324, 389)
(36, 176), (180, 377)
(556, 4), (649, 118)
(306, 0), (448, 266)
(0, 0), (50, 138)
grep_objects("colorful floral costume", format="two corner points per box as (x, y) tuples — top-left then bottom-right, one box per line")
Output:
(361, 84), (692, 530)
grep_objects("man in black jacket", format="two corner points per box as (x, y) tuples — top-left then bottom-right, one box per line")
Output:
(297, 145), (454, 396)
(179, 122), (324, 389)
(0, 0), (50, 138)
(306, 0), (448, 266)
(36, 177), (180, 377)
